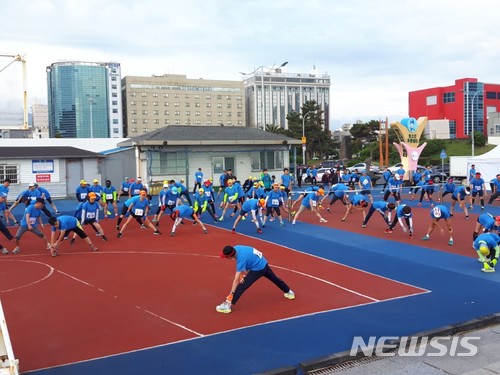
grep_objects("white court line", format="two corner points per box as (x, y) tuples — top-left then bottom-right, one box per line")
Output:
(0, 259), (54, 293)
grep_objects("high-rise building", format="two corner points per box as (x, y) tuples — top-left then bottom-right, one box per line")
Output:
(241, 66), (331, 131)
(46, 61), (123, 138)
(121, 74), (245, 136)
(409, 78), (500, 139)
(31, 104), (49, 138)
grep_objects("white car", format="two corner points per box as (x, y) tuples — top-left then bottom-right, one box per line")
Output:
(347, 163), (380, 173)
(302, 167), (330, 183)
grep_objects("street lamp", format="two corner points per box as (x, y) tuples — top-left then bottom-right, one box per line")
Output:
(240, 61), (288, 130)
(465, 88), (484, 157)
(302, 111), (315, 164)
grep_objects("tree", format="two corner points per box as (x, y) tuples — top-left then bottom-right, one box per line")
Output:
(473, 131), (487, 147)
(286, 100), (334, 161)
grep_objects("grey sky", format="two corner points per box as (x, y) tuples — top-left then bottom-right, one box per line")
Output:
(1, 0), (498, 129)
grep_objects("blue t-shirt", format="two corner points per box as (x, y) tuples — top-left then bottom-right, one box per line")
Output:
(396, 204), (412, 218)
(241, 199), (260, 212)
(430, 205), (451, 219)
(51, 215), (79, 232)
(81, 201), (100, 222)
(76, 185), (90, 202)
(453, 186), (469, 200)
(21, 204), (42, 227)
(129, 182), (145, 196)
(358, 175), (372, 190)
(470, 177), (485, 192)
(234, 245), (267, 272)
(330, 183), (349, 198)
(37, 186), (51, 199)
(350, 194), (366, 206)
(174, 205), (194, 218)
(194, 171), (203, 183)
(302, 192), (320, 208)
(477, 214), (497, 231)
(372, 201), (391, 212)
(281, 173), (292, 188)
(266, 190), (282, 207)
(474, 233), (500, 251)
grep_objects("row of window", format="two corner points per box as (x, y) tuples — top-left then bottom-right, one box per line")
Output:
(0, 164), (18, 183)
(149, 150), (283, 175)
(130, 92), (242, 100)
(128, 101), (242, 108)
(130, 118), (244, 126)
(130, 110), (243, 117)
(129, 119), (244, 132)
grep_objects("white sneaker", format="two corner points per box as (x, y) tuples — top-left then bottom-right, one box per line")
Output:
(216, 301), (232, 314)
(284, 290), (295, 300)
(1, 248), (8, 255)
(319, 218), (328, 223)
(292, 220), (296, 225)
(12, 247), (21, 254)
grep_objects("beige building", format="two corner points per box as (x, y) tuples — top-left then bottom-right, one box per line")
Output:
(121, 74), (245, 136)
(31, 104), (50, 139)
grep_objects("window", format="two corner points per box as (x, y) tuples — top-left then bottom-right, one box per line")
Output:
(131, 127), (137, 132)
(164, 93), (169, 98)
(443, 92), (455, 103)
(237, 103), (242, 108)
(153, 93), (158, 98)
(150, 151), (187, 175)
(195, 102), (200, 107)
(217, 111), (222, 116)
(174, 102), (180, 107)
(153, 101), (158, 106)
(426, 95), (437, 105)
(207, 111), (212, 116)
(206, 103), (211, 108)
(175, 111), (180, 116)
(112, 93), (117, 97)
(142, 119), (148, 124)
(185, 111), (191, 116)
(185, 102), (190, 107)
(131, 100), (136, 106)
(195, 111), (200, 116)
(113, 119), (119, 124)
(175, 119), (180, 124)
(251, 151), (284, 171)
(495, 124), (500, 134)
(112, 100), (118, 105)
(153, 110), (159, 115)
(227, 112), (232, 117)
(227, 103), (232, 108)
(111, 84), (117, 89)
(206, 95), (211, 100)
(164, 119), (170, 124)
(141, 92), (147, 97)
(142, 101), (147, 106)
(131, 119), (137, 124)
(217, 95), (222, 100)
(142, 110), (148, 115)
(164, 102), (169, 107)
(217, 103), (222, 108)
(143, 128), (148, 133)
(131, 92), (136, 97)
(112, 109), (118, 113)
(113, 128), (119, 133)
(486, 92), (497, 100)
(237, 112), (242, 117)
(194, 95), (200, 99)
(131, 110), (137, 115)
(0, 164), (18, 183)
(153, 119), (159, 125)
(111, 76), (117, 81)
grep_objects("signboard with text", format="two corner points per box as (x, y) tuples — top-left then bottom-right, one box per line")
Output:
(32, 160), (54, 173)
(36, 174), (51, 183)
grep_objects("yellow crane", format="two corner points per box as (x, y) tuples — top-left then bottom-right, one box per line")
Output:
(0, 53), (28, 129)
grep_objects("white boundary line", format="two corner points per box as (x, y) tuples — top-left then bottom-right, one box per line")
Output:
(0, 260), (54, 293)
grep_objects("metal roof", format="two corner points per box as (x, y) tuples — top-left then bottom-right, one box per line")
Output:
(0, 146), (104, 159)
(117, 125), (301, 147)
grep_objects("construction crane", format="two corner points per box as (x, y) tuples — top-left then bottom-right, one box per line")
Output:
(0, 54), (28, 129)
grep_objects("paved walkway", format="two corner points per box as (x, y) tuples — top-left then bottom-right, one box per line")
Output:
(303, 322), (500, 375)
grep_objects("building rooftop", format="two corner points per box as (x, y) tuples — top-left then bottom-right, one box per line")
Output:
(0, 146), (103, 159)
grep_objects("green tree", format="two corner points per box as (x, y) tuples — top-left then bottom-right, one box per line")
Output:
(473, 131), (487, 147)
(286, 100), (334, 161)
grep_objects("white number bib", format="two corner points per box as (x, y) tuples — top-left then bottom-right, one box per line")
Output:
(252, 248), (263, 258)
(432, 207), (442, 218)
(134, 208), (144, 216)
(271, 199), (279, 206)
(106, 193), (113, 200)
(86, 212), (96, 219)
(29, 217), (36, 225)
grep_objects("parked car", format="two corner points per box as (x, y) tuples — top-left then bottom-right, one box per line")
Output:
(302, 167), (331, 183)
(346, 163), (380, 174)
(320, 160), (344, 170)
(387, 163), (446, 183)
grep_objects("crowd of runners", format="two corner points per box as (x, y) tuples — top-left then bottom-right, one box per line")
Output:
(0, 162), (499, 275)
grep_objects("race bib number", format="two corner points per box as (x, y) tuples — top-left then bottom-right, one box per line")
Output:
(86, 212), (96, 219)
(106, 193), (113, 200)
(133, 189), (140, 195)
(80, 193), (87, 200)
(271, 199), (279, 206)
(252, 248), (263, 258)
(205, 191), (211, 197)
(123, 187), (129, 192)
(167, 199), (175, 205)
(310, 200), (317, 207)
(475, 185), (481, 191)
(29, 217), (36, 225)
(134, 208), (144, 216)
(362, 179), (369, 185)
(432, 207), (442, 218)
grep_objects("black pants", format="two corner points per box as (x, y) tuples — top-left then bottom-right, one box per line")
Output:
(232, 264), (290, 305)
(363, 206), (388, 226)
(0, 220), (13, 241)
(489, 192), (500, 204)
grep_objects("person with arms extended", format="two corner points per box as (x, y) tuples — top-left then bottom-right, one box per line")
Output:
(421, 205), (454, 246)
(474, 232), (500, 273)
(49, 215), (99, 256)
(12, 198), (51, 255)
(216, 245), (295, 314)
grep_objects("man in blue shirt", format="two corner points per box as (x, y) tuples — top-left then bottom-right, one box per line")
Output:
(280, 168), (293, 195)
(291, 189), (327, 225)
(386, 204), (414, 238)
(474, 233), (500, 272)
(12, 198), (51, 254)
(76, 180), (90, 202)
(468, 164), (476, 184)
(488, 174), (500, 205)
(232, 198), (265, 234)
(473, 213), (500, 242)
(117, 191), (160, 237)
(421, 205), (454, 245)
(128, 177), (146, 197)
(216, 245), (295, 314)
(341, 193), (368, 222)
(118, 177), (131, 199)
(450, 185), (471, 219)
(49, 215), (99, 256)
(361, 201), (396, 229)
(469, 172), (487, 210)
(193, 168), (204, 194)
(0, 193), (14, 254)
(170, 204), (208, 237)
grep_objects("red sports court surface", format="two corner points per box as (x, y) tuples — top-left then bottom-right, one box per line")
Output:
(0, 220), (426, 372)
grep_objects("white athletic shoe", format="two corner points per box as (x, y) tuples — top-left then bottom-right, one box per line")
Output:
(216, 301), (232, 314)
(284, 290), (296, 300)
(12, 247), (21, 254)
(1, 248), (9, 255)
